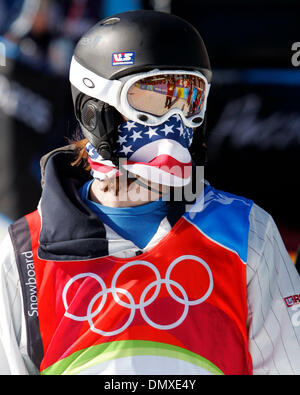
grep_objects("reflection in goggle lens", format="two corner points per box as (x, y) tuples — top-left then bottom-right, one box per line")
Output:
(127, 74), (206, 118)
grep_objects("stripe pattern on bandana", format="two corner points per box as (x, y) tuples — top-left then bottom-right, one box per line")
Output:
(86, 114), (194, 186)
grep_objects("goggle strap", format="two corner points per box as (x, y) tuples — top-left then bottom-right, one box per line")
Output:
(70, 56), (121, 108)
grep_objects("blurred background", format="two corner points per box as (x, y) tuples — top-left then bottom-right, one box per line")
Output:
(0, 0), (299, 269)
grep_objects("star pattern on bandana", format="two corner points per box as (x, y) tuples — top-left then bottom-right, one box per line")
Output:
(144, 127), (158, 139)
(161, 124), (174, 136)
(123, 121), (136, 132)
(117, 135), (127, 145)
(116, 115), (194, 158)
(130, 130), (143, 142)
(119, 144), (133, 155)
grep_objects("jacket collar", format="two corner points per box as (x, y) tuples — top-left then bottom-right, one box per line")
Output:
(38, 146), (109, 261)
(38, 146), (187, 262)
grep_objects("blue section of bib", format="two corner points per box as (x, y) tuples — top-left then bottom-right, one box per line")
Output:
(184, 186), (253, 263)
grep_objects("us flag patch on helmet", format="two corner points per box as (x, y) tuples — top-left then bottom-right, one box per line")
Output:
(112, 52), (135, 66)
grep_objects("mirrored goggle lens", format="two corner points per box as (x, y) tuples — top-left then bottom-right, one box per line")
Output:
(127, 74), (206, 118)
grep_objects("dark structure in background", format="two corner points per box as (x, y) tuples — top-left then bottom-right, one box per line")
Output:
(0, 58), (75, 218)
(0, 0), (299, 264)
(171, 0), (300, 263)
(0, 0), (145, 221)
(0, 0), (100, 219)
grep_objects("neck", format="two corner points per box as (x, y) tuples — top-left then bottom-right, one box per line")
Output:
(89, 176), (169, 208)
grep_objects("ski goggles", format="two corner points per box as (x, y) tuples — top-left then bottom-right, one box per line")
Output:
(70, 56), (210, 128)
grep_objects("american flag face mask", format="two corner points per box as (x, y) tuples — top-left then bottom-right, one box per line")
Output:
(86, 114), (194, 187)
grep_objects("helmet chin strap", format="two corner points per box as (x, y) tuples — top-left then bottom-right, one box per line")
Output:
(108, 154), (163, 196)
(126, 171), (164, 196)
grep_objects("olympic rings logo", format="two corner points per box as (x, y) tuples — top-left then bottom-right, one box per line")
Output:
(62, 255), (213, 336)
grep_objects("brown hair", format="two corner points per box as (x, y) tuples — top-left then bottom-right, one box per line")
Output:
(71, 138), (91, 171)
